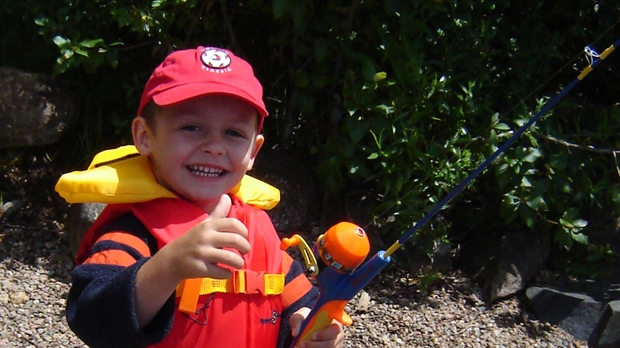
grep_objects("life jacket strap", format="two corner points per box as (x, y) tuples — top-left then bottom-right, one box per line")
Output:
(176, 270), (284, 298)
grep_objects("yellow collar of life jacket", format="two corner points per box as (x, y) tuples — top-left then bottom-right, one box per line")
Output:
(54, 145), (280, 210)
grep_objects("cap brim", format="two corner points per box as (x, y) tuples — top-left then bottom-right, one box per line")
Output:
(152, 83), (269, 117)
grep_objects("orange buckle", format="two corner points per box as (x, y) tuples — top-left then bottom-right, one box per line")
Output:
(233, 270), (265, 294)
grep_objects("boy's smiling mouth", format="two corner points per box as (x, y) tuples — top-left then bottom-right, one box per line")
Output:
(187, 165), (225, 177)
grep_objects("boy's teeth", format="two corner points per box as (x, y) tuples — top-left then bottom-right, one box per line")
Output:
(189, 165), (224, 177)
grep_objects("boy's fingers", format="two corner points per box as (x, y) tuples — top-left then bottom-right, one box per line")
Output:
(206, 248), (247, 275)
(311, 322), (341, 341)
(211, 232), (251, 253)
(204, 265), (233, 279)
(290, 307), (310, 337)
(206, 194), (232, 220)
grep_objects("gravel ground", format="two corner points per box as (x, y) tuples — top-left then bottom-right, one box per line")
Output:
(0, 220), (587, 348)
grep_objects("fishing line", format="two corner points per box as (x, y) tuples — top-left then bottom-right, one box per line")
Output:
(368, 20), (620, 232)
(383, 36), (620, 257)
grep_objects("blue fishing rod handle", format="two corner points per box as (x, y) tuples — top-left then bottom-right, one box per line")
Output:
(289, 251), (391, 347)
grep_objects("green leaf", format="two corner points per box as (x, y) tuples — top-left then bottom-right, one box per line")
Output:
(80, 38), (104, 48)
(61, 49), (73, 59)
(571, 232), (589, 245)
(496, 164), (513, 188)
(525, 195), (547, 210)
(348, 129), (364, 145)
(489, 129), (498, 144)
(34, 17), (48, 26)
(521, 148), (542, 163)
(562, 208), (580, 221)
(362, 62), (377, 82)
(572, 219), (588, 228)
(491, 112), (499, 124)
(74, 48), (89, 57)
(554, 228), (573, 249)
(518, 205), (537, 229)
(500, 192), (519, 218)
(373, 72), (387, 82)
(52, 36), (70, 48)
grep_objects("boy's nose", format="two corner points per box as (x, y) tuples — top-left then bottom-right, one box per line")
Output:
(201, 135), (225, 155)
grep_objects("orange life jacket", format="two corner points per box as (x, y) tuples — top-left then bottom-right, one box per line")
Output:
(77, 195), (283, 348)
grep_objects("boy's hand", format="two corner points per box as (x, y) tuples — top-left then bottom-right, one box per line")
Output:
(135, 194), (250, 328)
(290, 307), (344, 348)
(162, 194), (251, 281)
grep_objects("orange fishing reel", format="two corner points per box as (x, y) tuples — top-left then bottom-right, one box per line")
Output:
(282, 222), (385, 347)
(281, 221), (371, 276)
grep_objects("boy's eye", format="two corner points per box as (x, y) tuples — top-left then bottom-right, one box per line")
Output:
(181, 125), (200, 131)
(226, 129), (245, 138)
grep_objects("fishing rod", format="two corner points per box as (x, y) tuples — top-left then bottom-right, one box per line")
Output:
(282, 37), (620, 347)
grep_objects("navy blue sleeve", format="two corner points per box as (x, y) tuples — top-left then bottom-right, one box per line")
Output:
(66, 214), (175, 348)
(277, 258), (320, 348)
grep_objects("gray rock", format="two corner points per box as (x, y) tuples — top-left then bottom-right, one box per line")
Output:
(0, 66), (76, 148)
(589, 300), (620, 348)
(525, 286), (605, 341)
(458, 230), (549, 303)
(64, 203), (107, 256)
(0, 199), (23, 219)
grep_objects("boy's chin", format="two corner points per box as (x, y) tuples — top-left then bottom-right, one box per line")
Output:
(182, 191), (230, 207)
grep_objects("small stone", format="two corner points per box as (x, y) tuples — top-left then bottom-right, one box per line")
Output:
(9, 291), (29, 304)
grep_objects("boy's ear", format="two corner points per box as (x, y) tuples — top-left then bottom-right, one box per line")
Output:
(132, 117), (153, 156)
(246, 134), (264, 171)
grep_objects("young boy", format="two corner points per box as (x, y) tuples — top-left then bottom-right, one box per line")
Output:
(65, 46), (344, 347)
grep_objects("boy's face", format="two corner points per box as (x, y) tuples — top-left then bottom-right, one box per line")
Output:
(133, 95), (264, 212)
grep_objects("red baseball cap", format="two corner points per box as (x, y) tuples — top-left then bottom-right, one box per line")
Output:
(138, 46), (268, 123)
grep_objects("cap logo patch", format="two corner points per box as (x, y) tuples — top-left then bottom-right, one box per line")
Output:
(201, 48), (232, 70)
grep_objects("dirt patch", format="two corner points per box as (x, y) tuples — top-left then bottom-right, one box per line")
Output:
(0, 147), (71, 245)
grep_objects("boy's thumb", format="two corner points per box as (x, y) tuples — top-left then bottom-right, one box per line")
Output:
(290, 312), (303, 337)
(207, 194), (232, 220)
(289, 307), (310, 337)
